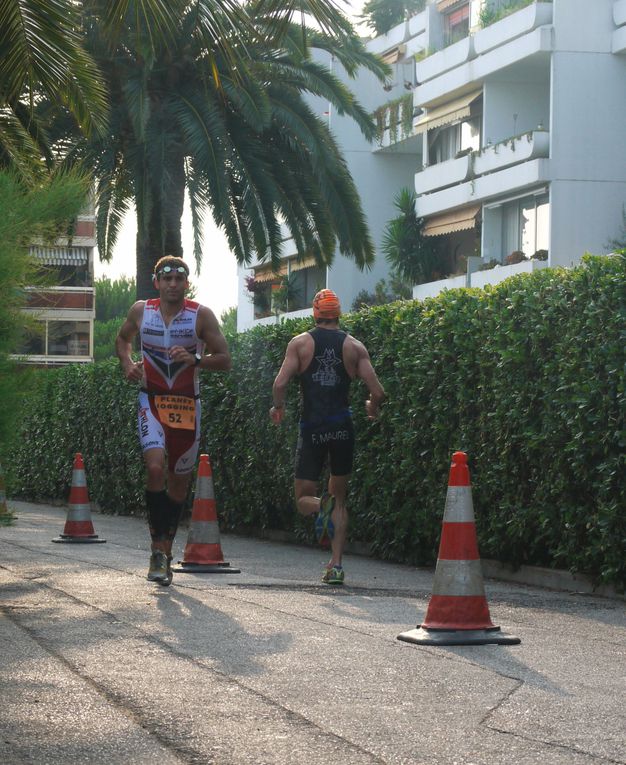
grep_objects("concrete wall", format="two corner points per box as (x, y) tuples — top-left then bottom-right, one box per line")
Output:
(548, 0), (626, 264)
(483, 79), (550, 144)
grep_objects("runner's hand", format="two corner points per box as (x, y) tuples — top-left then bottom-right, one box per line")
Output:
(365, 399), (380, 420)
(123, 361), (143, 382)
(270, 406), (284, 425)
(170, 345), (195, 365)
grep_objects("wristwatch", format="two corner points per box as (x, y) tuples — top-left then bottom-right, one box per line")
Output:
(194, 353), (202, 367)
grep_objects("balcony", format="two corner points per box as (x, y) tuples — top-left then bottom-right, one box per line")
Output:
(473, 2), (553, 56)
(415, 153), (472, 195)
(25, 286), (95, 312)
(416, 129), (549, 199)
(416, 3), (553, 106)
(470, 258), (549, 289)
(373, 94), (422, 153)
(416, 35), (475, 85)
(417, 157), (549, 217)
(412, 258), (550, 302)
(473, 130), (549, 176)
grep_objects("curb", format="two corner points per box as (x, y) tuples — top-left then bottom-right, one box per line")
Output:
(231, 526), (624, 602)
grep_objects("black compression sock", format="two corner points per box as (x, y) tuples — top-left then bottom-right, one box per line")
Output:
(165, 494), (185, 543)
(145, 489), (168, 543)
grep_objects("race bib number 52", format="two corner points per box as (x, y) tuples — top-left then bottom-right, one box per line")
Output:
(154, 395), (196, 430)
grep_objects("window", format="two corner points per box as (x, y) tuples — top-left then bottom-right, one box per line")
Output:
(251, 260), (326, 318)
(444, 2), (470, 46)
(290, 265), (326, 310)
(16, 320), (91, 357)
(428, 116), (480, 164)
(502, 193), (549, 259)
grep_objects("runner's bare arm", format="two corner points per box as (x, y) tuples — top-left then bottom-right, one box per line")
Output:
(354, 341), (386, 420)
(175, 305), (231, 371)
(270, 335), (306, 424)
(115, 301), (145, 382)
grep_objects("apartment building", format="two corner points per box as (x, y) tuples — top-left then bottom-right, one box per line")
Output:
(16, 209), (96, 365)
(237, 0), (626, 330)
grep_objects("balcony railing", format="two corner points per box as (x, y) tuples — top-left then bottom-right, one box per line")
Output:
(416, 130), (549, 196)
(25, 286), (95, 311)
(415, 2), (553, 90)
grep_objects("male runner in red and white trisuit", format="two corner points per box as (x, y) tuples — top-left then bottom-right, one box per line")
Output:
(116, 256), (231, 585)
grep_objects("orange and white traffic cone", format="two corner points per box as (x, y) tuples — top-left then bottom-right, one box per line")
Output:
(173, 454), (240, 574)
(52, 453), (106, 543)
(398, 451), (519, 646)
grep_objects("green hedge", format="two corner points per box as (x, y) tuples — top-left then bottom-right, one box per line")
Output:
(4, 255), (625, 586)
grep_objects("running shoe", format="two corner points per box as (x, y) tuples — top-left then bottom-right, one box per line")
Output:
(315, 491), (335, 547)
(147, 550), (169, 583)
(158, 555), (174, 587)
(322, 565), (344, 585)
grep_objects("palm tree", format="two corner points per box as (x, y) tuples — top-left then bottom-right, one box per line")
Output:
(0, 0), (109, 179)
(51, 0), (389, 298)
(1, 0), (363, 170)
(382, 188), (442, 285)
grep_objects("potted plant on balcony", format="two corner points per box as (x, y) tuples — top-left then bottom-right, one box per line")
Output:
(504, 250), (526, 265)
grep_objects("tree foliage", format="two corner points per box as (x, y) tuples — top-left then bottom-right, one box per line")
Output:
(0, 169), (89, 449)
(359, 0), (426, 36)
(47, 0), (388, 298)
(95, 275), (136, 321)
(5, 256), (625, 587)
(382, 187), (443, 285)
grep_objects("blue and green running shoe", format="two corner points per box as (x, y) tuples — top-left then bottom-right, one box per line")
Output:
(322, 565), (344, 585)
(315, 491), (335, 547)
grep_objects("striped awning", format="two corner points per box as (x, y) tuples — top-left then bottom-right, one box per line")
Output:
(422, 205), (481, 237)
(381, 44), (406, 65)
(253, 262), (287, 283)
(290, 255), (318, 273)
(30, 246), (89, 266)
(253, 255), (319, 282)
(414, 90), (482, 134)
(437, 0), (466, 11)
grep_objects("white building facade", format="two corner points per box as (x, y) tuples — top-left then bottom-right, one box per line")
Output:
(237, 0), (626, 330)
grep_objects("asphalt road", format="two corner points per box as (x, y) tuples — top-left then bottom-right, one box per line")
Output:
(0, 501), (624, 765)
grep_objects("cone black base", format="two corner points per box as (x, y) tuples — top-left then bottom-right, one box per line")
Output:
(397, 626), (520, 646)
(173, 561), (240, 574)
(52, 535), (106, 543)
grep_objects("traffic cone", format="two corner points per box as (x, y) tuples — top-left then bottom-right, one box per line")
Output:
(398, 451), (519, 646)
(0, 460), (15, 524)
(52, 453), (106, 543)
(173, 454), (240, 574)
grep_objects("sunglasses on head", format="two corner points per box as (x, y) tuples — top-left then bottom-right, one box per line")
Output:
(156, 266), (188, 276)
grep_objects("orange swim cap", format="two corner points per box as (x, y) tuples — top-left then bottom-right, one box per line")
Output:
(312, 289), (341, 320)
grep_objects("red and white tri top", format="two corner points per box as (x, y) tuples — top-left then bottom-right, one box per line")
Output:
(140, 298), (203, 397)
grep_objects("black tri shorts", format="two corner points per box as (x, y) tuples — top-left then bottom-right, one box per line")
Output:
(295, 416), (355, 481)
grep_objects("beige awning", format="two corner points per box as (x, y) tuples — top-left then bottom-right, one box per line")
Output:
(414, 90), (482, 134)
(437, 0), (465, 11)
(253, 262), (287, 283)
(30, 246), (89, 266)
(290, 255), (318, 273)
(422, 205), (481, 237)
(381, 44), (406, 65)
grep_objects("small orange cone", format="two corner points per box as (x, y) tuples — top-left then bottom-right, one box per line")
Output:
(52, 453), (106, 543)
(398, 451), (519, 646)
(173, 454), (240, 574)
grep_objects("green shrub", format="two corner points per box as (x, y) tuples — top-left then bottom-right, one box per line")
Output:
(5, 255), (625, 587)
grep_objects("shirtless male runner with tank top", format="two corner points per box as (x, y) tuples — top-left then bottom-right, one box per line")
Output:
(270, 289), (385, 585)
(116, 256), (231, 586)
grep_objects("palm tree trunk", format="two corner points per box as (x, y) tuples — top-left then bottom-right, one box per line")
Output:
(135, 151), (186, 300)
